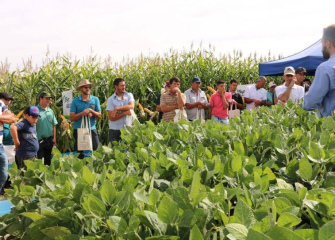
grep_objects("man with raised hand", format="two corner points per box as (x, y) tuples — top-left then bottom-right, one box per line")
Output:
(209, 80), (231, 124)
(36, 91), (58, 165)
(229, 79), (244, 111)
(160, 77), (186, 122)
(184, 77), (208, 121)
(106, 78), (134, 144)
(70, 79), (101, 158)
(303, 24), (335, 117)
(275, 66), (304, 105)
(244, 76), (267, 111)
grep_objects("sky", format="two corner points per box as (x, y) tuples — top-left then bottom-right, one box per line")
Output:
(0, 0), (334, 70)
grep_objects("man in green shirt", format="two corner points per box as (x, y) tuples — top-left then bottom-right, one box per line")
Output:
(36, 91), (58, 165)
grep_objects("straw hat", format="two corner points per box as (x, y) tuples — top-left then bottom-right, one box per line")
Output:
(77, 79), (93, 90)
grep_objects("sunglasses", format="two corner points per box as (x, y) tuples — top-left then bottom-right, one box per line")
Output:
(83, 86), (91, 89)
(30, 115), (39, 119)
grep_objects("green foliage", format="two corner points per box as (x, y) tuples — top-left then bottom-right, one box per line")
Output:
(1, 103), (335, 239)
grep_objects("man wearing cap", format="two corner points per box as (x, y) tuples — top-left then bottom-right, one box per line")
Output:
(295, 67), (310, 93)
(303, 24), (335, 117)
(0, 93), (15, 193)
(244, 76), (267, 111)
(184, 77), (208, 121)
(106, 78), (135, 144)
(275, 66), (304, 105)
(156, 81), (170, 122)
(36, 91), (58, 165)
(265, 81), (278, 108)
(160, 77), (186, 122)
(70, 79), (101, 158)
(10, 106), (40, 169)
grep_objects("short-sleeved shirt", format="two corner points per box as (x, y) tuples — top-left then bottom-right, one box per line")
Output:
(70, 95), (101, 130)
(210, 92), (232, 119)
(275, 84), (304, 104)
(266, 91), (277, 108)
(36, 104), (58, 140)
(244, 85), (267, 111)
(0, 100), (8, 144)
(15, 119), (39, 158)
(184, 88), (208, 120)
(230, 92), (244, 110)
(161, 92), (187, 122)
(106, 92), (135, 130)
(3, 123), (13, 145)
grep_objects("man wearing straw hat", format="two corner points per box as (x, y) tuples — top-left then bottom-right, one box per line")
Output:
(184, 77), (208, 121)
(70, 79), (101, 158)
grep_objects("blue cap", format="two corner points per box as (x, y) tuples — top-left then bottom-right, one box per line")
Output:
(29, 106), (40, 116)
(192, 77), (201, 83)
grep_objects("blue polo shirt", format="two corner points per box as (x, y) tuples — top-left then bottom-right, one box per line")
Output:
(15, 119), (39, 158)
(106, 92), (134, 130)
(70, 95), (101, 130)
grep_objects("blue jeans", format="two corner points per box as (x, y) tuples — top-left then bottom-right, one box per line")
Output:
(0, 144), (8, 190)
(211, 115), (229, 125)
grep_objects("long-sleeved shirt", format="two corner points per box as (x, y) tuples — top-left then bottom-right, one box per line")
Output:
(303, 54), (335, 117)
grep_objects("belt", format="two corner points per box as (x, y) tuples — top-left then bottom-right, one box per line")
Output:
(39, 136), (53, 144)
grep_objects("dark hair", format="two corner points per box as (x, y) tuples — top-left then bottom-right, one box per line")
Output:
(113, 78), (125, 86)
(303, 78), (311, 83)
(23, 106), (32, 115)
(169, 77), (180, 84)
(230, 79), (238, 84)
(216, 80), (226, 86)
(323, 24), (335, 47)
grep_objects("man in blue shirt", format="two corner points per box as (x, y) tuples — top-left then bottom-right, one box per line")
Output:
(106, 78), (134, 145)
(10, 106), (40, 169)
(70, 79), (101, 158)
(303, 24), (335, 117)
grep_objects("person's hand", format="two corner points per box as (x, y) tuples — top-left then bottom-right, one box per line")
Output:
(173, 87), (181, 93)
(124, 110), (131, 115)
(53, 137), (57, 146)
(289, 77), (296, 88)
(231, 99), (237, 105)
(88, 113), (93, 118)
(14, 142), (20, 151)
(82, 109), (91, 116)
(111, 110), (117, 118)
(254, 99), (261, 107)
(197, 104), (203, 109)
(157, 105), (161, 112)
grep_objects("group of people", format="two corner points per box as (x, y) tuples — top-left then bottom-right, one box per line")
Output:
(0, 24), (334, 194)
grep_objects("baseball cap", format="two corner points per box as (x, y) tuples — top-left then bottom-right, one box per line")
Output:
(192, 77), (201, 83)
(295, 67), (307, 74)
(39, 91), (52, 98)
(284, 66), (295, 76)
(269, 81), (277, 88)
(28, 106), (40, 116)
(0, 92), (14, 100)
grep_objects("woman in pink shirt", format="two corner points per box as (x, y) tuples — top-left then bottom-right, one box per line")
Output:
(209, 80), (232, 125)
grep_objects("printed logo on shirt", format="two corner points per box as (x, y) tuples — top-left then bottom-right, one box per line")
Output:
(90, 104), (96, 110)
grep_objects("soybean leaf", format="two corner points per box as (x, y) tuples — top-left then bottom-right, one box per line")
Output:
(299, 157), (313, 181)
(100, 180), (116, 205)
(144, 210), (167, 235)
(246, 229), (271, 240)
(319, 219), (335, 240)
(41, 226), (71, 238)
(87, 194), (105, 218)
(82, 166), (95, 185)
(277, 212), (301, 228)
(107, 216), (127, 236)
(295, 229), (319, 240)
(225, 223), (248, 240)
(157, 196), (179, 224)
(234, 200), (255, 228)
(266, 226), (303, 240)
(190, 224), (203, 240)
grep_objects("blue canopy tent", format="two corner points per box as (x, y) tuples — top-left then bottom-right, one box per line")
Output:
(259, 40), (325, 76)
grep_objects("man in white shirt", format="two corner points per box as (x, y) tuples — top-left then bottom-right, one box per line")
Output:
(275, 66), (304, 105)
(244, 76), (267, 111)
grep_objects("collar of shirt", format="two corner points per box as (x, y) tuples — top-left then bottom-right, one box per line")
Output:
(79, 95), (91, 101)
(190, 88), (202, 94)
(37, 104), (49, 112)
(112, 91), (130, 100)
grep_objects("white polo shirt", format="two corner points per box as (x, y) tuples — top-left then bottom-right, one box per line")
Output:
(275, 84), (304, 104)
(244, 84), (267, 111)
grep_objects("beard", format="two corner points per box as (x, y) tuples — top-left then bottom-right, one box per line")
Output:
(322, 45), (330, 60)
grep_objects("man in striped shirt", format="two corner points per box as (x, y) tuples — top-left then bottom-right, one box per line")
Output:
(160, 77), (186, 122)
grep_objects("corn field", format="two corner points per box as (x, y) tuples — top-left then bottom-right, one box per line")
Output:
(0, 46), (279, 152)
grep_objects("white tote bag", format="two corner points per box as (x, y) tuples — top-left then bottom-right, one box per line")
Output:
(228, 103), (240, 119)
(173, 109), (187, 123)
(196, 109), (206, 124)
(77, 116), (93, 151)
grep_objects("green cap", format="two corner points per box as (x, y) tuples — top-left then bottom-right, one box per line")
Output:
(39, 91), (52, 98)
